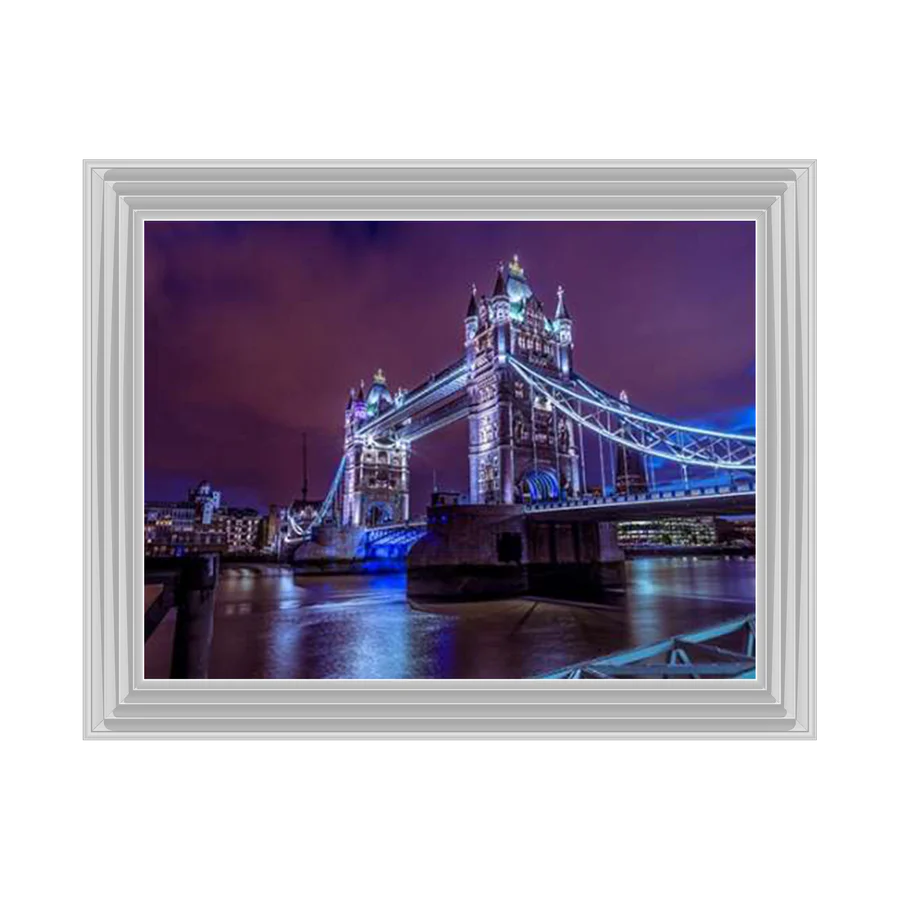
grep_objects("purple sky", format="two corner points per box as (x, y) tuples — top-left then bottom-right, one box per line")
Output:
(145, 220), (755, 512)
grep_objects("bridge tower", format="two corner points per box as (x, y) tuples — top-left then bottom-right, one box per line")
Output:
(467, 257), (582, 505)
(341, 369), (410, 527)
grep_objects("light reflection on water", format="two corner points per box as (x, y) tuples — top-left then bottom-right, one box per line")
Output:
(144, 559), (755, 679)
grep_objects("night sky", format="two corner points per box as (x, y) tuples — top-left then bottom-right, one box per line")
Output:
(145, 220), (755, 513)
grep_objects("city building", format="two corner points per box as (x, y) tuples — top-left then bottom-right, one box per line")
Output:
(261, 504), (288, 554)
(617, 517), (718, 547)
(219, 507), (263, 552)
(144, 481), (267, 557)
(715, 516), (756, 547)
(188, 480), (222, 524)
(145, 502), (227, 556)
(616, 516), (756, 549)
(144, 500), (196, 533)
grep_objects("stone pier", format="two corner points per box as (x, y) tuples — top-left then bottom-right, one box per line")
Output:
(291, 524), (368, 573)
(406, 504), (625, 601)
(524, 519), (626, 599)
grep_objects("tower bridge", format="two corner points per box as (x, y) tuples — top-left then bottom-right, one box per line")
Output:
(289, 256), (755, 599)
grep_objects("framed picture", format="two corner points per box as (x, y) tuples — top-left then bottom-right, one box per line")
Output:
(84, 160), (815, 738)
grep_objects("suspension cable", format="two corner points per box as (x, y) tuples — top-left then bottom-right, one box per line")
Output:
(508, 357), (755, 471)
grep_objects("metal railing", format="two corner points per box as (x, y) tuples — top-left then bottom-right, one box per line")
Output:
(541, 615), (756, 679)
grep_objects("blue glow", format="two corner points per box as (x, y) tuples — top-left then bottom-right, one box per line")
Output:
(687, 404), (757, 436)
(360, 558), (407, 573)
(521, 469), (561, 502)
(363, 524), (427, 559)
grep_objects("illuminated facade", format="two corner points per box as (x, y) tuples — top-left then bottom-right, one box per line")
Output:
(466, 257), (581, 504)
(188, 480), (222, 524)
(333, 258), (583, 526)
(145, 482), (264, 556)
(145, 499), (227, 556)
(617, 517), (717, 547)
(145, 500), (195, 533)
(220, 508), (263, 552)
(341, 369), (410, 527)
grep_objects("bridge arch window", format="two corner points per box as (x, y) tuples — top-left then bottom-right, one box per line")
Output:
(519, 469), (561, 503)
(365, 502), (395, 528)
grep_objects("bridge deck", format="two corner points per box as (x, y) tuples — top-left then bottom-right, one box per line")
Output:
(524, 483), (755, 521)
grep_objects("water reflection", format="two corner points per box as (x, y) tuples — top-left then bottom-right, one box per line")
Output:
(144, 559), (755, 679)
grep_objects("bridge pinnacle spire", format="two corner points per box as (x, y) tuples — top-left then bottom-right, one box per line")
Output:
(466, 283), (478, 319)
(492, 261), (507, 297)
(555, 285), (571, 320)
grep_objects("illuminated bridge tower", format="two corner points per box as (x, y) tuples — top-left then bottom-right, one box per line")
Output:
(341, 369), (410, 527)
(466, 257), (582, 505)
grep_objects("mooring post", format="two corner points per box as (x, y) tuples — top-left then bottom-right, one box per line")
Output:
(170, 553), (219, 679)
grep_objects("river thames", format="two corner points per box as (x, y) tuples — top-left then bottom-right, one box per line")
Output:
(145, 556), (755, 679)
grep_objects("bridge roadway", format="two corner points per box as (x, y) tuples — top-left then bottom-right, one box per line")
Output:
(522, 482), (755, 522)
(361, 483), (754, 547)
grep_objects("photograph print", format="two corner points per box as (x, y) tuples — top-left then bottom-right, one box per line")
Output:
(144, 220), (756, 680)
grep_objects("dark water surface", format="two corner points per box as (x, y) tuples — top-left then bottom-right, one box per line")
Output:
(145, 558), (755, 679)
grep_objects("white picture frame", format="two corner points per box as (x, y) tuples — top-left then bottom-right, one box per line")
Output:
(83, 160), (815, 738)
